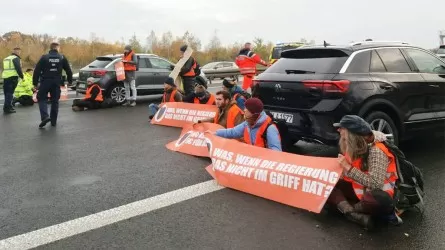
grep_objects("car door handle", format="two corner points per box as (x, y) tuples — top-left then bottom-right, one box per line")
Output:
(379, 84), (394, 90)
(428, 84), (440, 88)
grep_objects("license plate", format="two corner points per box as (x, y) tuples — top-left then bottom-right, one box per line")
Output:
(270, 111), (294, 124)
(78, 83), (85, 89)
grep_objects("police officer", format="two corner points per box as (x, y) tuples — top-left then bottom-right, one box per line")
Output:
(2, 47), (24, 114)
(33, 42), (73, 128)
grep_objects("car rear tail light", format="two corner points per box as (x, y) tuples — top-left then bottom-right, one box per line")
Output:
(92, 70), (107, 77)
(302, 80), (350, 93)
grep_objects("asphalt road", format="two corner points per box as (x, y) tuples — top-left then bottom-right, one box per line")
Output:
(0, 81), (444, 249)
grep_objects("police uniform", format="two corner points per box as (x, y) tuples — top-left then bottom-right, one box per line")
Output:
(2, 51), (24, 113)
(33, 46), (72, 127)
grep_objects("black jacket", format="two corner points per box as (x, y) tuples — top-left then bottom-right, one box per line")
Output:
(33, 50), (73, 86)
(180, 57), (198, 77)
(10, 53), (24, 79)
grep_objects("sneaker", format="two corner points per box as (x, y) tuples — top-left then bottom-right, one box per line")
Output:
(149, 115), (154, 120)
(130, 101), (136, 107)
(39, 117), (51, 128)
(122, 102), (130, 107)
(3, 108), (16, 114)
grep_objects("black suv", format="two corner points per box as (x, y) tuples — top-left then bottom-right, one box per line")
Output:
(253, 41), (445, 145)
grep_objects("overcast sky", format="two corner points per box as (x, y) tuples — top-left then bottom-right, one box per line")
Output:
(2, 0), (444, 49)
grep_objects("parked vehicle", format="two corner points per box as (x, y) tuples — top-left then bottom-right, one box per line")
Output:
(436, 45), (445, 59)
(67, 73), (78, 90)
(253, 41), (445, 146)
(202, 61), (239, 83)
(269, 42), (306, 65)
(76, 54), (208, 104)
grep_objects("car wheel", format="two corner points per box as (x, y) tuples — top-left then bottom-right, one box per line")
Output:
(365, 111), (399, 145)
(108, 84), (126, 104)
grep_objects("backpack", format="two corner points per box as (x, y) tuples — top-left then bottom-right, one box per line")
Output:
(262, 111), (292, 152)
(234, 91), (252, 100)
(382, 141), (425, 211)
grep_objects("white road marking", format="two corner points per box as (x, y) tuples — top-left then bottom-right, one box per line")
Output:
(0, 180), (224, 250)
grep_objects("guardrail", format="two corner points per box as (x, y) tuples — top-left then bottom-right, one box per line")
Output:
(203, 67), (267, 79)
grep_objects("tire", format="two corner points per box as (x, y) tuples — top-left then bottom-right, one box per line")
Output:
(365, 111), (399, 145)
(107, 83), (126, 105)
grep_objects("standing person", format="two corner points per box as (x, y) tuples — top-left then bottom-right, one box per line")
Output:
(33, 42), (73, 128)
(235, 42), (268, 91)
(13, 68), (35, 106)
(2, 47), (24, 114)
(122, 45), (138, 107)
(327, 115), (402, 229)
(148, 77), (183, 120)
(179, 45), (200, 96)
(198, 90), (244, 128)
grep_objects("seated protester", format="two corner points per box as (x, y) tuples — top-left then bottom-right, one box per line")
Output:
(148, 76), (182, 120)
(72, 77), (104, 111)
(328, 115), (402, 230)
(183, 81), (216, 105)
(215, 98), (281, 151)
(222, 78), (246, 110)
(13, 68), (35, 106)
(199, 90), (244, 128)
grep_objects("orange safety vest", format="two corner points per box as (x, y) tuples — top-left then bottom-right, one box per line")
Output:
(194, 94), (215, 105)
(343, 142), (398, 199)
(243, 116), (280, 148)
(162, 89), (177, 103)
(214, 104), (243, 129)
(122, 51), (137, 71)
(183, 59), (197, 77)
(84, 84), (103, 102)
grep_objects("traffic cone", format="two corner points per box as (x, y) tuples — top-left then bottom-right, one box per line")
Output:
(60, 85), (68, 101)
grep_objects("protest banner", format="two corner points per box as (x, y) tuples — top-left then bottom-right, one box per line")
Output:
(151, 102), (218, 128)
(115, 61), (126, 81)
(166, 123), (224, 157)
(204, 134), (342, 213)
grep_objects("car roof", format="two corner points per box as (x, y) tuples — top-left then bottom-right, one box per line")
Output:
(296, 41), (418, 52)
(100, 53), (159, 59)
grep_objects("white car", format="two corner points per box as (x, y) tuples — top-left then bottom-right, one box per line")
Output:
(436, 45), (445, 60)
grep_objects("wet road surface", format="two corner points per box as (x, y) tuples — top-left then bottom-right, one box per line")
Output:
(0, 94), (444, 249)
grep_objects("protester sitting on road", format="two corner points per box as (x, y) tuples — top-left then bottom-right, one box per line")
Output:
(13, 68), (35, 106)
(215, 98), (281, 151)
(183, 81), (216, 105)
(327, 115), (402, 230)
(72, 77), (107, 111)
(148, 77), (183, 120)
(198, 90), (244, 128)
(222, 78), (247, 110)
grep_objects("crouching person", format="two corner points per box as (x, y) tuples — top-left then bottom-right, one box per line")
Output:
(13, 68), (35, 106)
(198, 90), (243, 128)
(215, 98), (281, 151)
(328, 115), (402, 230)
(148, 77), (182, 120)
(72, 77), (104, 111)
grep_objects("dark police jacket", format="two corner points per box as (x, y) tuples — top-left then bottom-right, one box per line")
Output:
(33, 50), (73, 86)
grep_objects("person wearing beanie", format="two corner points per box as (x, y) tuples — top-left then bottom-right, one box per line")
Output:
(148, 76), (183, 120)
(72, 77), (105, 111)
(122, 45), (138, 107)
(222, 78), (246, 110)
(178, 44), (201, 96)
(215, 97), (281, 151)
(183, 81), (216, 105)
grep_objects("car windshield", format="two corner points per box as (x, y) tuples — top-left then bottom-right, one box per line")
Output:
(87, 58), (114, 68)
(267, 49), (349, 74)
(202, 62), (219, 69)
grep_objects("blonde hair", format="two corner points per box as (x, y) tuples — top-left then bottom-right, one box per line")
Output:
(339, 130), (369, 161)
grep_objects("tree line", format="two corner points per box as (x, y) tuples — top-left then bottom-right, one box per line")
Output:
(0, 31), (295, 71)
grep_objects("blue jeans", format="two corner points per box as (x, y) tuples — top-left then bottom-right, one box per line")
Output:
(148, 103), (159, 117)
(37, 81), (61, 123)
(3, 76), (19, 110)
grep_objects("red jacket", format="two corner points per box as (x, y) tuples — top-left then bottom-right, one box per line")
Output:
(235, 49), (267, 75)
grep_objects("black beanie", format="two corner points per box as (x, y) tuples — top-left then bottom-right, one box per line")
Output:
(165, 77), (175, 87)
(223, 78), (235, 89)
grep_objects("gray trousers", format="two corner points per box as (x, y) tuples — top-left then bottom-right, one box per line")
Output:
(124, 71), (137, 102)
